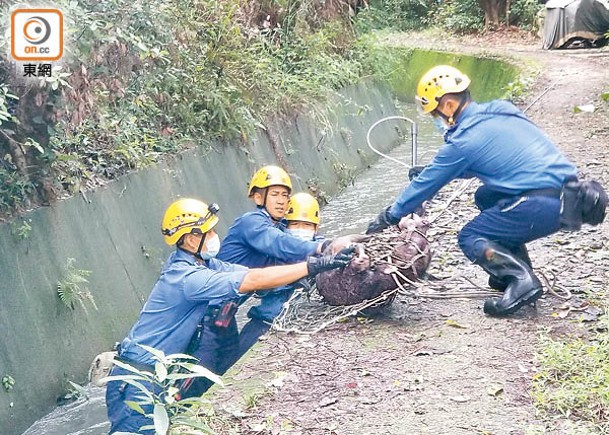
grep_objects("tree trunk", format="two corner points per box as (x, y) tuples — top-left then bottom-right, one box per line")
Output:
(478, 0), (505, 29)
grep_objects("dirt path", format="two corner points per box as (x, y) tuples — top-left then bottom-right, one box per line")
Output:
(211, 34), (609, 435)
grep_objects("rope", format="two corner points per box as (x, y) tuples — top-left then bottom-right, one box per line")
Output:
(523, 80), (559, 114)
(366, 116), (417, 168)
(270, 176), (572, 335)
(428, 178), (475, 224)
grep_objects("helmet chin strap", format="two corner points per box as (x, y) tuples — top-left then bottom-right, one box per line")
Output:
(259, 188), (282, 222)
(194, 232), (207, 260)
(435, 97), (468, 126)
(255, 188), (269, 209)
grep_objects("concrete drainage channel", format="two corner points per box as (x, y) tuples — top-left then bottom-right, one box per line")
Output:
(4, 50), (519, 434)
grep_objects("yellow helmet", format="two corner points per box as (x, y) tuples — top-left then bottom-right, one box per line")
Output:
(416, 65), (471, 114)
(247, 165), (292, 197)
(285, 192), (320, 226)
(161, 198), (219, 245)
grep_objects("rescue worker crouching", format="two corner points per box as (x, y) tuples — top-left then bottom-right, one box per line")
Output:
(105, 198), (353, 434)
(366, 65), (582, 317)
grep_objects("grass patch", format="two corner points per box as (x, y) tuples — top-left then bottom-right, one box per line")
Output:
(532, 315), (609, 431)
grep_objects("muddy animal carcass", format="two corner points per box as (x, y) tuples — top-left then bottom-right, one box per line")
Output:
(316, 215), (432, 310)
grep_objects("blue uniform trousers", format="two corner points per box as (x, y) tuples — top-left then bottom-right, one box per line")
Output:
(185, 290), (293, 396)
(182, 310), (240, 398)
(106, 365), (159, 434)
(217, 287), (294, 372)
(247, 286), (294, 322)
(458, 185), (561, 261)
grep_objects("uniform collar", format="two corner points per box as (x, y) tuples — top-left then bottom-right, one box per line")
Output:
(444, 102), (478, 139)
(174, 247), (202, 265)
(456, 101), (478, 122)
(258, 207), (287, 229)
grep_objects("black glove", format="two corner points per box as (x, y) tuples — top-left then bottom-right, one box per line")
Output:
(366, 206), (399, 234)
(408, 165), (427, 182)
(306, 246), (355, 276)
(324, 234), (371, 254)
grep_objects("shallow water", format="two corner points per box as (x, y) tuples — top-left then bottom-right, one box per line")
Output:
(22, 385), (109, 435)
(320, 110), (440, 238)
(22, 107), (441, 434)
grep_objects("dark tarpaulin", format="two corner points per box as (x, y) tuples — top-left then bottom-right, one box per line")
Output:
(542, 0), (609, 49)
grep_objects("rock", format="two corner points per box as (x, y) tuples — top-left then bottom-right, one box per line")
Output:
(88, 351), (116, 387)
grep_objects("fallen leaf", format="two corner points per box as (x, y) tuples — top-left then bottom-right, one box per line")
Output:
(414, 347), (450, 356)
(266, 371), (290, 388)
(573, 104), (596, 113)
(445, 319), (468, 329)
(450, 395), (470, 403)
(268, 378), (284, 388)
(250, 422), (268, 431)
(357, 317), (374, 324)
(325, 422), (339, 431)
(487, 385), (504, 397)
(413, 333), (426, 342)
(222, 406), (249, 418)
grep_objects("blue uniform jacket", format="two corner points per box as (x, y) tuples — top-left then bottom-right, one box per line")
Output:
(119, 249), (248, 366)
(217, 208), (319, 267)
(388, 100), (578, 220)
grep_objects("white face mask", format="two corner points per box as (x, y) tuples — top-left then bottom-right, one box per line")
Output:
(200, 233), (221, 260)
(288, 228), (315, 241)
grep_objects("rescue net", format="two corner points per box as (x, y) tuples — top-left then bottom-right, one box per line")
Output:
(271, 179), (572, 335)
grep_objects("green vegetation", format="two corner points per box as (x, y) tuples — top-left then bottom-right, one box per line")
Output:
(105, 345), (222, 434)
(57, 258), (97, 312)
(435, 0), (485, 34)
(10, 219), (32, 240)
(532, 315), (609, 432)
(501, 76), (535, 103)
(243, 390), (267, 410)
(510, 0), (543, 31)
(360, 0), (541, 34)
(60, 381), (88, 403)
(2, 375), (15, 392)
(0, 0), (368, 216)
(355, 0), (434, 32)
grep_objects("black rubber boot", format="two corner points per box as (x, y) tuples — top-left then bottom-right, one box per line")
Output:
(487, 245), (532, 291)
(487, 275), (508, 291)
(477, 241), (543, 316)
